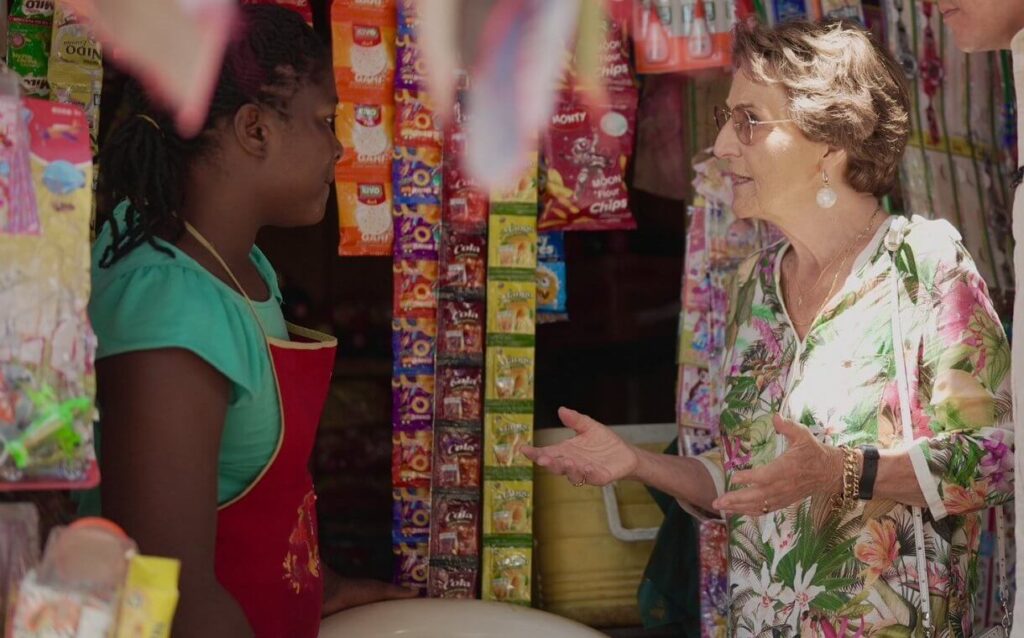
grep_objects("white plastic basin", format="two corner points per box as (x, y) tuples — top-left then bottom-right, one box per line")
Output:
(318, 599), (608, 637)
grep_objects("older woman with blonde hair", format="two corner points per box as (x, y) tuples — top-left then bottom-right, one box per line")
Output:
(524, 19), (1014, 637)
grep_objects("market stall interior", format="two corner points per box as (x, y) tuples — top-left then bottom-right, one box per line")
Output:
(0, 0), (1018, 636)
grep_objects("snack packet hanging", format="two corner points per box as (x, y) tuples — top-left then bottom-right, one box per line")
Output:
(396, 31), (427, 92)
(396, 89), (443, 148)
(428, 562), (478, 599)
(393, 259), (439, 318)
(441, 233), (486, 296)
(392, 427), (433, 487)
(437, 300), (484, 363)
(536, 232), (568, 320)
(396, 0), (419, 34)
(394, 145), (443, 205)
(490, 152), (539, 211)
(393, 204), (441, 261)
(437, 367), (482, 424)
(48, 0), (104, 153)
(540, 88), (637, 231)
(443, 130), (489, 233)
(482, 546), (531, 604)
(393, 487), (431, 537)
(337, 174), (393, 256)
(429, 493), (481, 556)
(392, 317), (436, 371)
(434, 427), (482, 489)
(393, 539), (429, 593)
(115, 555), (181, 638)
(484, 480), (533, 535)
(484, 414), (533, 469)
(488, 214), (537, 271)
(392, 373), (434, 430)
(486, 281), (537, 340)
(8, 0), (55, 97)
(336, 102), (394, 170)
(331, 5), (396, 101)
(485, 347), (535, 402)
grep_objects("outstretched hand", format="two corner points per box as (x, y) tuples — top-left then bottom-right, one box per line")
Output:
(520, 407), (639, 487)
(712, 414), (843, 516)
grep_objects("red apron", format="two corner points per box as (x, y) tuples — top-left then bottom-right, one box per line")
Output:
(187, 224), (336, 638)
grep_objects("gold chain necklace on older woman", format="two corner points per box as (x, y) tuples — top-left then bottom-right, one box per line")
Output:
(787, 206), (882, 329)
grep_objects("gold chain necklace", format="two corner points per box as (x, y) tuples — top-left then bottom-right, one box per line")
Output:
(788, 206), (881, 328)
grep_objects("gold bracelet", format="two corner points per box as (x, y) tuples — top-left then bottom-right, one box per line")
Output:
(833, 446), (861, 511)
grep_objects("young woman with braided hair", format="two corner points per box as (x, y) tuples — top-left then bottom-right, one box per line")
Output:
(83, 6), (412, 637)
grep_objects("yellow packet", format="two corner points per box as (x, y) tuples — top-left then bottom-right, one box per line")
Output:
(490, 152), (538, 206)
(485, 347), (535, 401)
(116, 554), (181, 638)
(482, 546), (531, 604)
(484, 414), (533, 468)
(486, 281), (536, 336)
(488, 214), (537, 270)
(484, 480), (533, 535)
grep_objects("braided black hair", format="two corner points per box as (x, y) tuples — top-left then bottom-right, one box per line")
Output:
(97, 4), (331, 268)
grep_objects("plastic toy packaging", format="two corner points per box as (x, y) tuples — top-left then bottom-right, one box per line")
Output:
(441, 233), (486, 296)
(437, 367), (482, 424)
(482, 546), (531, 604)
(427, 562), (478, 599)
(429, 493), (481, 557)
(1, 99), (97, 490)
(484, 414), (533, 469)
(633, 0), (733, 74)
(488, 214), (537, 270)
(8, 0), (54, 97)
(8, 518), (137, 638)
(437, 300), (484, 363)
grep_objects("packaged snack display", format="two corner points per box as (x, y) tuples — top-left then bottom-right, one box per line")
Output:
(441, 233), (487, 295)
(331, 5), (396, 101)
(392, 427), (433, 487)
(394, 145), (443, 205)
(47, 1), (102, 152)
(336, 102), (394, 170)
(539, 88), (638, 231)
(8, 0), (55, 97)
(488, 214), (538, 271)
(392, 373), (434, 430)
(484, 414), (533, 470)
(483, 481), (533, 536)
(337, 174), (394, 256)
(396, 89), (442, 148)
(489, 153), (539, 211)
(427, 562), (478, 599)
(429, 493), (481, 557)
(392, 318), (436, 371)
(393, 539), (429, 593)
(1, 100), (97, 489)
(437, 300), (484, 363)
(437, 368), (482, 424)
(393, 259), (439, 318)
(395, 31), (427, 92)
(433, 428), (482, 489)
(487, 282), (537, 341)
(486, 348), (535, 406)
(393, 204), (441, 261)
(536, 232), (568, 321)
(482, 546), (531, 605)
(115, 555), (181, 638)
(393, 487), (432, 537)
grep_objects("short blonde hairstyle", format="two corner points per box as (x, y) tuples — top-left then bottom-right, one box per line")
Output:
(733, 20), (911, 197)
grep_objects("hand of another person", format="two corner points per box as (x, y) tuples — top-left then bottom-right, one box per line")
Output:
(520, 407), (639, 487)
(712, 414), (843, 516)
(321, 572), (418, 617)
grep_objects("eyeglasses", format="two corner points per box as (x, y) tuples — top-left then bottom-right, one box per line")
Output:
(714, 105), (793, 145)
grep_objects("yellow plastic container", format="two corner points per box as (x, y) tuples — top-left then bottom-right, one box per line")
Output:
(533, 424), (676, 629)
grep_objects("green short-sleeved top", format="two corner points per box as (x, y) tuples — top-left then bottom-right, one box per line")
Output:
(81, 206), (287, 513)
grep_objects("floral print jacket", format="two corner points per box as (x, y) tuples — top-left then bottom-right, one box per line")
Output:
(694, 216), (1014, 637)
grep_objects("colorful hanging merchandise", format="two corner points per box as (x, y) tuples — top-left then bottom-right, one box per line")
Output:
(46, 0), (102, 153)
(633, 0), (734, 74)
(0, 96), (97, 490)
(333, 0), (397, 256)
(8, 0), (55, 98)
(676, 152), (780, 638)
